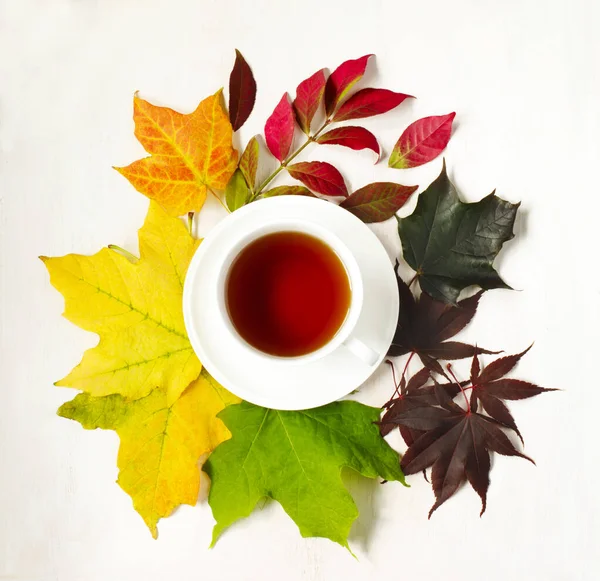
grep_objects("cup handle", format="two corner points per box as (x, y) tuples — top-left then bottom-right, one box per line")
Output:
(343, 336), (379, 366)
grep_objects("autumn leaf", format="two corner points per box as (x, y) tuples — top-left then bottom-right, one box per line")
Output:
(325, 55), (373, 116)
(264, 93), (295, 161)
(225, 169), (250, 211)
(333, 88), (412, 122)
(340, 182), (417, 223)
(382, 343), (555, 515)
(387, 270), (497, 364)
(316, 126), (380, 160)
(115, 90), (238, 216)
(397, 163), (520, 304)
(205, 400), (406, 549)
(287, 161), (348, 197)
(228, 49), (257, 131)
(293, 69), (327, 134)
(395, 386), (534, 517)
(41, 202), (201, 403)
(389, 113), (455, 169)
(469, 347), (557, 442)
(261, 185), (315, 197)
(239, 136), (260, 192)
(58, 370), (240, 538)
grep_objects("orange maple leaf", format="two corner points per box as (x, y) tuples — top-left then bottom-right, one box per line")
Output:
(115, 89), (238, 216)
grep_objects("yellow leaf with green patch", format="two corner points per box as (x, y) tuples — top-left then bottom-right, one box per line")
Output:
(58, 370), (240, 537)
(41, 202), (200, 403)
(115, 90), (238, 216)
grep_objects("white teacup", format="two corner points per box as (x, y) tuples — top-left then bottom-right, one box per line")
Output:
(214, 219), (379, 367)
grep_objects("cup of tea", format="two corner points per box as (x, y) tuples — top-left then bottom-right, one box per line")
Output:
(215, 220), (378, 366)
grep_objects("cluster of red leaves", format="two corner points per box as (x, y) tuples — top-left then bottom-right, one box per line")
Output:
(381, 272), (556, 516)
(226, 51), (456, 222)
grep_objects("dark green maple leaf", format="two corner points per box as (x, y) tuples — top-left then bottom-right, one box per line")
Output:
(397, 162), (520, 304)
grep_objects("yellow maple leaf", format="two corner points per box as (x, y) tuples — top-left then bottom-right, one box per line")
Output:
(115, 90), (238, 216)
(58, 370), (241, 537)
(41, 202), (201, 403)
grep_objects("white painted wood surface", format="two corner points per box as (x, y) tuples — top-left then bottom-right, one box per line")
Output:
(1, 0), (598, 579)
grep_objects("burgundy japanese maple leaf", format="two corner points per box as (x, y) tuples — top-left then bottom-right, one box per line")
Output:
(469, 347), (557, 442)
(387, 267), (497, 370)
(391, 383), (534, 516)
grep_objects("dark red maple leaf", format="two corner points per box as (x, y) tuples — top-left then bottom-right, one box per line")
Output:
(469, 346), (558, 443)
(391, 383), (534, 516)
(387, 267), (498, 366)
(381, 346), (557, 516)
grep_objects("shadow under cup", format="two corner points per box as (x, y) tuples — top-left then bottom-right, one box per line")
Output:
(217, 221), (365, 363)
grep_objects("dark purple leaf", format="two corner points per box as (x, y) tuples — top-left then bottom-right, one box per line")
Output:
(228, 49), (257, 131)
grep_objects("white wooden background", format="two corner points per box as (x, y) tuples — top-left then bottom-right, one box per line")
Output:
(1, 0), (598, 579)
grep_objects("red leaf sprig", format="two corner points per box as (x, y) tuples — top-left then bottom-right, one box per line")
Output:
(223, 53), (421, 221)
(223, 52), (461, 223)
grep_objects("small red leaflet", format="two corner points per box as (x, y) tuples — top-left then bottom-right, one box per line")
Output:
(333, 88), (413, 122)
(287, 161), (348, 197)
(316, 126), (380, 160)
(293, 69), (327, 135)
(264, 94), (295, 162)
(340, 182), (417, 223)
(324, 54), (373, 116)
(389, 112), (456, 169)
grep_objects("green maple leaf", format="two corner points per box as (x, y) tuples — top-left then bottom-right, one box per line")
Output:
(397, 162), (520, 304)
(204, 401), (406, 549)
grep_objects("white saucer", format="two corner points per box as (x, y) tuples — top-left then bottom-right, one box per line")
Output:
(183, 196), (399, 410)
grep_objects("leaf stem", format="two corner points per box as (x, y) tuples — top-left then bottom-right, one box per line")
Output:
(208, 187), (230, 213)
(401, 352), (415, 390)
(386, 360), (399, 390)
(408, 274), (418, 288)
(107, 244), (139, 263)
(447, 363), (470, 412)
(389, 351), (415, 399)
(187, 212), (194, 235)
(252, 119), (331, 199)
